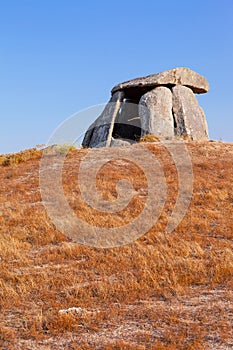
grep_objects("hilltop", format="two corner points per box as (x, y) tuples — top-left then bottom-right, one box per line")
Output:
(0, 141), (232, 349)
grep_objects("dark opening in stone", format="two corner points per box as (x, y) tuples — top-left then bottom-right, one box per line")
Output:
(112, 98), (142, 141)
(172, 109), (177, 132)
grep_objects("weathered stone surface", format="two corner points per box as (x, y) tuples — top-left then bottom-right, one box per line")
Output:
(82, 91), (124, 148)
(110, 138), (131, 147)
(112, 67), (209, 95)
(139, 86), (174, 138)
(87, 125), (109, 148)
(200, 106), (209, 139)
(82, 128), (94, 148)
(172, 85), (209, 141)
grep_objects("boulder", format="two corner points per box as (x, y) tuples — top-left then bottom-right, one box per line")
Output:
(112, 67), (209, 95)
(139, 86), (174, 138)
(172, 85), (209, 140)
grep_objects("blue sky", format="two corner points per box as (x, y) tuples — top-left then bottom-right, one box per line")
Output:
(0, 0), (232, 153)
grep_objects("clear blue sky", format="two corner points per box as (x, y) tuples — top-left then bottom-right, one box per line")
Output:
(0, 0), (232, 154)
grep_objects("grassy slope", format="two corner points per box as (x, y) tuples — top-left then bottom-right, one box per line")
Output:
(0, 141), (232, 349)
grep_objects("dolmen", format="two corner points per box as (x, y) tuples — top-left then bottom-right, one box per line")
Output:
(82, 67), (209, 148)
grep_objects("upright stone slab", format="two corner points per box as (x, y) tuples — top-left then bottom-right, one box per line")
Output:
(139, 86), (174, 138)
(172, 85), (209, 140)
(82, 91), (124, 148)
(200, 106), (209, 139)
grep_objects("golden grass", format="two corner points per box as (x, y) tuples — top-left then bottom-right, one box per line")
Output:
(0, 141), (232, 348)
(0, 148), (42, 167)
(139, 134), (160, 142)
(139, 134), (188, 143)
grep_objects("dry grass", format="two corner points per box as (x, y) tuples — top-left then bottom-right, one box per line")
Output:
(0, 148), (41, 167)
(0, 141), (232, 349)
(139, 134), (160, 142)
(139, 134), (188, 143)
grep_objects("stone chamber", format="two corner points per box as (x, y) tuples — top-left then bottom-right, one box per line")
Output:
(82, 67), (209, 148)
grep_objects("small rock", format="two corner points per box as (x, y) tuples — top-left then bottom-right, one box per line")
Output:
(110, 138), (132, 147)
(59, 307), (83, 314)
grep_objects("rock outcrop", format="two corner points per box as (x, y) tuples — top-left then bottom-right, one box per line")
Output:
(82, 67), (209, 148)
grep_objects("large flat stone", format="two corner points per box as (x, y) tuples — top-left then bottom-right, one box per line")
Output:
(139, 86), (174, 138)
(112, 67), (209, 95)
(172, 85), (209, 141)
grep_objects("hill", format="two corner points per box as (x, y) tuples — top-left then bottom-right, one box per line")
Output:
(0, 141), (232, 349)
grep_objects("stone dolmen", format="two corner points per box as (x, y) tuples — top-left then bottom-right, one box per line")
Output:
(82, 67), (209, 148)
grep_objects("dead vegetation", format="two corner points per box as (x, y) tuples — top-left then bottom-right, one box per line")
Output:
(0, 141), (232, 349)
